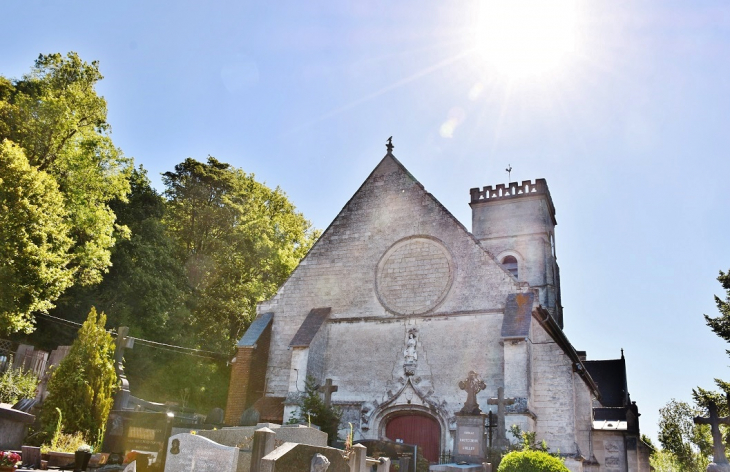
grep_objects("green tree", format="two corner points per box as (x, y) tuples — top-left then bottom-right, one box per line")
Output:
(0, 52), (132, 291)
(657, 399), (711, 471)
(703, 269), (730, 342)
(41, 307), (117, 445)
(289, 376), (342, 446)
(162, 156), (318, 350)
(0, 140), (74, 333)
(497, 449), (569, 472)
(649, 449), (682, 472)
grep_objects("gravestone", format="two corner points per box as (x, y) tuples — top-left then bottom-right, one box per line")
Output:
(453, 371), (487, 464)
(205, 407), (225, 425)
(240, 406), (261, 426)
(164, 433), (239, 472)
(260, 442), (349, 472)
(104, 411), (172, 465)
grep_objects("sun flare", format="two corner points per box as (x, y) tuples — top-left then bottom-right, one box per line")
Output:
(474, 0), (578, 78)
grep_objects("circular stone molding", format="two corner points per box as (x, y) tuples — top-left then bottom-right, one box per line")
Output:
(375, 236), (455, 315)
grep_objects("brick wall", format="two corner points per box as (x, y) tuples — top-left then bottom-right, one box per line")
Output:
(225, 322), (271, 425)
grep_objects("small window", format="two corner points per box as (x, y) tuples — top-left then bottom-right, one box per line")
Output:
(502, 256), (518, 278)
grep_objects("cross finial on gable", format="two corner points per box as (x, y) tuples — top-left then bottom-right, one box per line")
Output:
(386, 136), (394, 154)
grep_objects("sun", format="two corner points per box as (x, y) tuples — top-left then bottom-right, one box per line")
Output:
(473, 0), (578, 79)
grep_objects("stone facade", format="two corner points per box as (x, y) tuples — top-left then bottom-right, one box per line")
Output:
(226, 150), (650, 471)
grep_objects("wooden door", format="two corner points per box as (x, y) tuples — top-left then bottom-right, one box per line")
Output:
(385, 414), (441, 463)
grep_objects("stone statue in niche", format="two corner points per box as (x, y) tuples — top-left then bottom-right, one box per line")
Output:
(403, 328), (418, 376)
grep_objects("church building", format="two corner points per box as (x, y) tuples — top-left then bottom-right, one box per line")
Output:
(225, 145), (652, 472)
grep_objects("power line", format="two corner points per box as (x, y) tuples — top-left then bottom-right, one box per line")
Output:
(35, 312), (228, 360)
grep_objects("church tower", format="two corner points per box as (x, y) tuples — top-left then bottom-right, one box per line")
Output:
(469, 179), (564, 327)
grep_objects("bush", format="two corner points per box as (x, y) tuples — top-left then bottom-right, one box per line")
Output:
(0, 366), (40, 404)
(497, 449), (570, 472)
(40, 307), (116, 445)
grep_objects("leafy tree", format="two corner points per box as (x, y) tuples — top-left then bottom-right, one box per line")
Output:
(649, 449), (682, 472)
(497, 449), (569, 472)
(41, 307), (117, 445)
(657, 399), (711, 471)
(0, 52), (132, 291)
(289, 376), (342, 446)
(162, 156), (318, 350)
(0, 140), (74, 333)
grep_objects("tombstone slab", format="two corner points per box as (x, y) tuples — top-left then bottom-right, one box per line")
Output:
(260, 442), (349, 472)
(453, 413), (487, 464)
(164, 433), (239, 472)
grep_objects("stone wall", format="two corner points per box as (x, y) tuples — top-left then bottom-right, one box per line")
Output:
(258, 156), (525, 406)
(529, 322), (578, 454)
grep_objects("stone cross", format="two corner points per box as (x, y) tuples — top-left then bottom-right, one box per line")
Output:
(694, 400), (730, 467)
(458, 371), (487, 414)
(488, 387), (515, 446)
(318, 379), (338, 407)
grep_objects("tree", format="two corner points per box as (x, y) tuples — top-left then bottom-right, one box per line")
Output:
(704, 269), (730, 350)
(288, 376), (342, 446)
(0, 140), (74, 333)
(162, 157), (318, 350)
(657, 399), (711, 471)
(41, 307), (117, 445)
(0, 52), (132, 291)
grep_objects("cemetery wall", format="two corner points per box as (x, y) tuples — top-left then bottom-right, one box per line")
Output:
(259, 156), (525, 399)
(530, 321), (577, 453)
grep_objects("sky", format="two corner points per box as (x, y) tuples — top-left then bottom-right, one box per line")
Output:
(2, 0), (730, 444)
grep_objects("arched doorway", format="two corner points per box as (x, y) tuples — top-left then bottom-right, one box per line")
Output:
(385, 413), (441, 463)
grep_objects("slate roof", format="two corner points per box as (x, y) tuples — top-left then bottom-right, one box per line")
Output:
(237, 312), (274, 347)
(289, 307), (331, 347)
(584, 358), (628, 408)
(501, 292), (534, 338)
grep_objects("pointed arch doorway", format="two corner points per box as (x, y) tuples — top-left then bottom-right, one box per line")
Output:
(385, 413), (441, 463)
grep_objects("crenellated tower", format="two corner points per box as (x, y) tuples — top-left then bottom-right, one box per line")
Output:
(469, 179), (563, 327)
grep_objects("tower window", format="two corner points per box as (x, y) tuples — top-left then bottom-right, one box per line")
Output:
(502, 256), (518, 278)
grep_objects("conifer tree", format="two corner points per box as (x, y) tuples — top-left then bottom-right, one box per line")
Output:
(41, 307), (117, 445)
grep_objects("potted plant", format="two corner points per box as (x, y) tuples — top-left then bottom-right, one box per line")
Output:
(74, 444), (93, 471)
(0, 451), (21, 472)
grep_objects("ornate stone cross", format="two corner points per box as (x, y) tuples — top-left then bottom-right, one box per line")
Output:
(318, 378), (338, 407)
(488, 387), (515, 446)
(694, 399), (730, 467)
(459, 371), (487, 414)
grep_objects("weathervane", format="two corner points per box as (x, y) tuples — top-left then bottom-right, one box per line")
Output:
(386, 136), (394, 154)
(505, 164), (512, 182)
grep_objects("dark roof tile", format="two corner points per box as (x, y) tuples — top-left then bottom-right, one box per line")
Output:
(289, 308), (331, 347)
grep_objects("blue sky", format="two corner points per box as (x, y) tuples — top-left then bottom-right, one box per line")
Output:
(2, 0), (730, 443)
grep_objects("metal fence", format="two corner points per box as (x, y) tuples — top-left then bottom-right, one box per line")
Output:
(438, 449), (453, 464)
